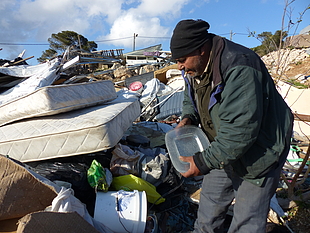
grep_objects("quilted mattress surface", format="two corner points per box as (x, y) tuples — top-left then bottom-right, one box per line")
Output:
(0, 94), (140, 162)
(0, 80), (117, 127)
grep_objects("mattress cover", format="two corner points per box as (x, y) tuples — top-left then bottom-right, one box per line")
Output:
(0, 80), (117, 127)
(0, 94), (140, 162)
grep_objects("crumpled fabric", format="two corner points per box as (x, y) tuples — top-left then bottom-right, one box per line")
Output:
(51, 187), (114, 233)
(140, 78), (173, 108)
(110, 143), (142, 176)
(138, 152), (170, 187)
(114, 190), (138, 211)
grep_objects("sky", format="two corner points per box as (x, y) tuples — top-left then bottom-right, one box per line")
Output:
(0, 0), (309, 65)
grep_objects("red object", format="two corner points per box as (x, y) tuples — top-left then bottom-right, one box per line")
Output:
(129, 81), (143, 91)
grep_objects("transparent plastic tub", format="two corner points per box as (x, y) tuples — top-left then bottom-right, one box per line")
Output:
(165, 125), (210, 173)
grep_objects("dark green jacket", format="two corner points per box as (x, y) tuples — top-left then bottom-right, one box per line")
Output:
(182, 35), (293, 186)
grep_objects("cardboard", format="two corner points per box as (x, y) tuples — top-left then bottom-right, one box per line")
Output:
(16, 211), (100, 233)
(154, 64), (178, 84)
(0, 217), (19, 233)
(0, 155), (57, 221)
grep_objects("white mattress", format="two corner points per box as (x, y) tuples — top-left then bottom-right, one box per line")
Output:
(0, 94), (140, 162)
(0, 80), (117, 127)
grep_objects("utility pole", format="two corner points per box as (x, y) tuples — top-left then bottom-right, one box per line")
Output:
(230, 30), (235, 41)
(77, 34), (82, 49)
(133, 33), (138, 51)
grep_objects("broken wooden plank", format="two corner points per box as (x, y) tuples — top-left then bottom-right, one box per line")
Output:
(294, 113), (310, 122)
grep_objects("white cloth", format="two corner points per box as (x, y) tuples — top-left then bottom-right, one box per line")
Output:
(51, 187), (114, 233)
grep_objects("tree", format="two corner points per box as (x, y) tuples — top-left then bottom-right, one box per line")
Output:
(251, 30), (288, 56)
(38, 31), (97, 62)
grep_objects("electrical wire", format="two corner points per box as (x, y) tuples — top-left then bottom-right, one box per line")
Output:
(0, 42), (49, 46)
(95, 36), (133, 42)
(0, 32), (258, 47)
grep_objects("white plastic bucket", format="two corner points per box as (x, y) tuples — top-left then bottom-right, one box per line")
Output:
(94, 190), (147, 233)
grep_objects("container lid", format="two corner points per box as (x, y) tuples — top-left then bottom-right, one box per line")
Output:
(129, 81), (143, 91)
(165, 125), (210, 173)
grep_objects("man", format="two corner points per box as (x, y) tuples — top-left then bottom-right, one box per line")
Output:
(170, 19), (293, 233)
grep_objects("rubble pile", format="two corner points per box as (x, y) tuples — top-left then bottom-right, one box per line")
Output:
(0, 47), (309, 233)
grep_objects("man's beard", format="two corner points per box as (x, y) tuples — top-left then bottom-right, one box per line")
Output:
(185, 56), (205, 78)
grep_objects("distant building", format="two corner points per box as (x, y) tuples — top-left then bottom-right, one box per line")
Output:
(284, 25), (310, 48)
(123, 44), (170, 66)
(300, 25), (310, 35)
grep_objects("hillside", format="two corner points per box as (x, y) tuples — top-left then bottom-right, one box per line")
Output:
(262, 48), (310, 87)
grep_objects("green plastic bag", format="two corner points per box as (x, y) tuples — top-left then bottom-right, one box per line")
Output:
(87, 159), (110, 192)
(111, 174), (165, 204)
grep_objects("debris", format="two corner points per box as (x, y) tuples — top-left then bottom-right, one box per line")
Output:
(0, 46), (309, 233)
(87, 159), (113, 192)
(0, 92), (140, 163)
(111, 174), (165, 205)
(17, 211), (101, 233)
(0, 58), (61, 105)
(94, 190), (147, 233)
(0, 155), (59, 221)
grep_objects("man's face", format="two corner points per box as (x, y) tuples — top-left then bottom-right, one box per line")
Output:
(175, 50), (206, 78)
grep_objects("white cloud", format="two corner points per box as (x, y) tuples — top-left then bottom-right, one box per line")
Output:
(105, 13), (169, 49)
(103, 0), (191, 49)
(138, 0), (190, 18)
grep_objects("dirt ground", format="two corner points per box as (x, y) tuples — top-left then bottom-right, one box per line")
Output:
(284, 56), (310, 77)
(283, 56), (310, 84)
(287, 205), (310, 233)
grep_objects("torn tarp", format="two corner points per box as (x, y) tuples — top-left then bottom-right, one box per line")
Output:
(0, 58), (61, 105)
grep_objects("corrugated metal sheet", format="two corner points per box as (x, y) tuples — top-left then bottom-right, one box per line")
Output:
(155, 91), (184, 120)
(125, 71), (154, 87)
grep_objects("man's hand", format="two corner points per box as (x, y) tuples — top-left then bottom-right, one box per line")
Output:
(175, 117), (201, 177)
(179, 155), (202, 177)
(176, 117), (192, 129)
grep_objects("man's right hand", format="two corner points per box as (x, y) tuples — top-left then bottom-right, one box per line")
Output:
(176, 117), (192, 129)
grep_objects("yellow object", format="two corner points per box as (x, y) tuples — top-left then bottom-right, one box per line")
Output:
(111, 174), (165, 204)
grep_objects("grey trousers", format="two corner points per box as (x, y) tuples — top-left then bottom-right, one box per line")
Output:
(193, 144), (290, 233)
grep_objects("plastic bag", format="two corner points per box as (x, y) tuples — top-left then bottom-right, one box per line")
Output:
(87, 160), (112, 192)
(138, 152), (170, 187)
(111, 174), (165, 204)
(110, 143), (141, 176)
(27, 161), (93, 210)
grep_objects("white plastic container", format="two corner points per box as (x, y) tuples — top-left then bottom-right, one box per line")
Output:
(165, 125), (210, 173)
(94, 190), (147, 233)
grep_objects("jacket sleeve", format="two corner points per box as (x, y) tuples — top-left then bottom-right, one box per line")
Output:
(195, 65), (264, 170)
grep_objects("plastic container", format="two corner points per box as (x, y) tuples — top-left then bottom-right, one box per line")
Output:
(165, 125), (210, 173)
(94, 190), (147, 233)
(129, 81), (143, 93)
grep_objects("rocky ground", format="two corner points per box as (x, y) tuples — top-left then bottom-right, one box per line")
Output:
(262, 48), (310, 87)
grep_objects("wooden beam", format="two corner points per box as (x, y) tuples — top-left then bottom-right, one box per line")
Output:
(294, 113), (310, 122)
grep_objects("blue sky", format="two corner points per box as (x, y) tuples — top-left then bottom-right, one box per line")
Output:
(0, 0), (309, 65)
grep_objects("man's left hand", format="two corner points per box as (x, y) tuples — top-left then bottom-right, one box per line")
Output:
(180, 155), (202, 177)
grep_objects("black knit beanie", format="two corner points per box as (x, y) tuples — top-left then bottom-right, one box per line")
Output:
(170, 19), (210, 59)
